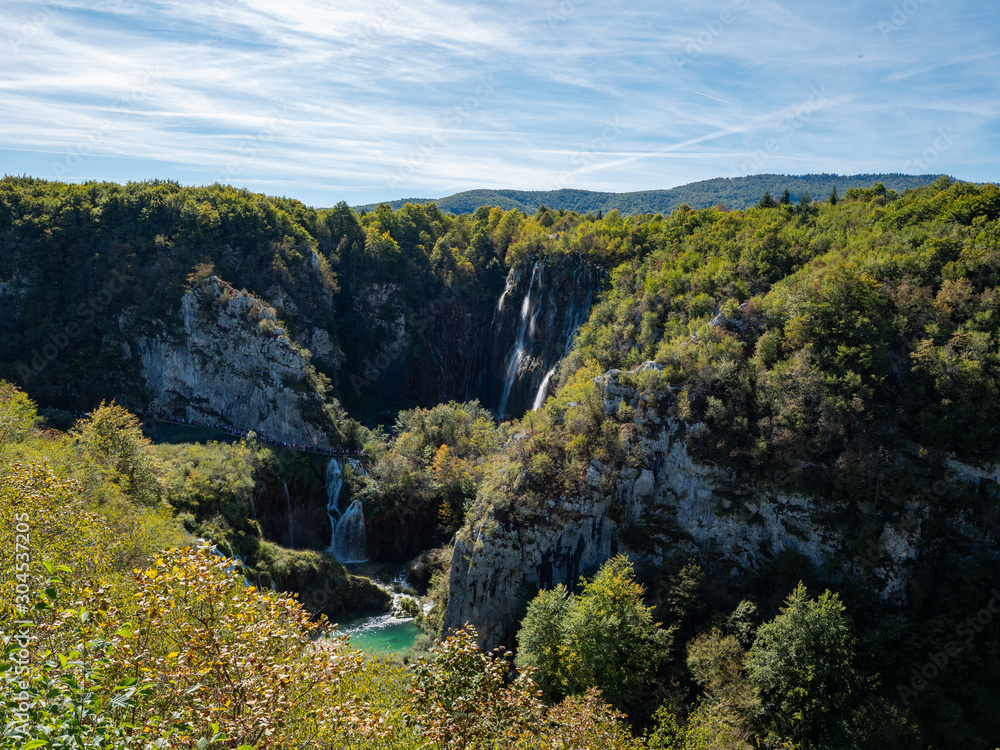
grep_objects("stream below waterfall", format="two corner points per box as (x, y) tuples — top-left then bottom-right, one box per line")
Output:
(330, 566), (424, 652)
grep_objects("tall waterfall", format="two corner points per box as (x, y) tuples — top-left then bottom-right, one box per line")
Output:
(281, 479), (294, 549)
(496, 261), (541, 420)
(325, 458), (368, 563)
(483, 258), (601, 421)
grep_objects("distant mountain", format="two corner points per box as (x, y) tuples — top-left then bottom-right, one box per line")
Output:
(354, 173), (949, 216)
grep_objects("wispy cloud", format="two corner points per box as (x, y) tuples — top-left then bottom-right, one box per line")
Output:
(0, 0), (997, 205)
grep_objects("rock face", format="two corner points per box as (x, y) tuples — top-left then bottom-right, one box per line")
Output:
(136, 276), (336, 446)
(444, 362), (992, 650)
(340, 257), (603, 420)
(445, 497), (618, 648)
(476, 257), (603, 420)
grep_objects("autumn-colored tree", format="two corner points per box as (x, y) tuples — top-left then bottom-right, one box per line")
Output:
(71, 402), (164, 505)
(407, 626), (545, 749)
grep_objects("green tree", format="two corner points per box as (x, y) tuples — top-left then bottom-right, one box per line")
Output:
(758, 192), (777, 209)
(516, 555), (670, 716)
(779, 189), (791, 206)
(515, 584), (572, 699)
(828, 186), (838, 205)
(0, 380), (37, 446)
(71, 402), (164, 505)
(746, 583), (868, 750)
(408, 626), (545, 749)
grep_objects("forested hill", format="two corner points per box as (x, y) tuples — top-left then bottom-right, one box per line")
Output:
(354, 173), (947, 215)
(4, 174), (1000, 748)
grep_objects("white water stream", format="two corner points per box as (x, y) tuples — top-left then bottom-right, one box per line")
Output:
(325, 458), (368, 563)
(496, 261), (541, 420)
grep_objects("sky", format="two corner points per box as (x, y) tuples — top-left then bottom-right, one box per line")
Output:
(1, 0), (998, 207)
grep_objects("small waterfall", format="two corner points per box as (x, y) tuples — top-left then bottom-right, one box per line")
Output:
(325, 458), (345, 550)
(496, 261), (541, 420)
(325, 458), (368, 563)
(336, 569), (426, 643)
(248, 493), (258, 523)
(281, 479), (294, 549)
(332, 500), (368, 563)
(532, 366), (558, 410)
(496, 275), (515, 314)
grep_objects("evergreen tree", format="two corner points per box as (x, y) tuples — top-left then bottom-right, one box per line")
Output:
(779, 188), (791, 205)
(758, 191), (777, 209)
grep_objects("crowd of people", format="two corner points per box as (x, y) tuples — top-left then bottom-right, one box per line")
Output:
(47, 405), (363, 457)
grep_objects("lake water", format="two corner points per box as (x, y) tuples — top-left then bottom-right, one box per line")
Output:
(331, 564), (423, 652)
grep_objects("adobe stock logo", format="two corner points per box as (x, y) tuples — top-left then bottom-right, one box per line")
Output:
(896, 587), (1000, 704)
(878, 0), (930, 40)
(15, 269), (137, 383)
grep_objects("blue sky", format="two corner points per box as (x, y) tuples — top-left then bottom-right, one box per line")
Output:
(2, 0), (998, 206)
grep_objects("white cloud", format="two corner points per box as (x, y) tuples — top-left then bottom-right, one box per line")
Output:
(0, 0), (996, 204)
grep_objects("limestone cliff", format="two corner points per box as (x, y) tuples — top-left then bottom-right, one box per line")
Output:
(444, 362), (993, 650)
(135, 276), (338, 447)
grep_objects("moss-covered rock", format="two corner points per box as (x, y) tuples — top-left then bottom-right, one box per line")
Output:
(256, 543), (390, 618)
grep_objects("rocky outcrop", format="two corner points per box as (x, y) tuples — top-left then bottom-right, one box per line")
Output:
(444, 361), (991, 650)
(445, 496), (618, 647)
(135, 276), (336, 446)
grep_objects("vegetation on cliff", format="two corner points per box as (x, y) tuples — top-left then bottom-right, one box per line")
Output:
(0, 382), (753, 749)
(4, 174), (1000, 747)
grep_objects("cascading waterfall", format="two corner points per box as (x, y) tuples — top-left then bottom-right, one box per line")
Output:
(496, 261), (541, 420)
(333, 500), (368, 563)
(281, 479), (294, 549)
(325, 458), (344, 550)
(485, 259), (600, 420)
(532, 365), (558, 410)
(248, 493), (258, 523)
(325, 458), (368, 563)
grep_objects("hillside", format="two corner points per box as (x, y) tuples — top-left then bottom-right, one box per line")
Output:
(354, 173), (947, 215)
(2, 175), (1000, 747)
